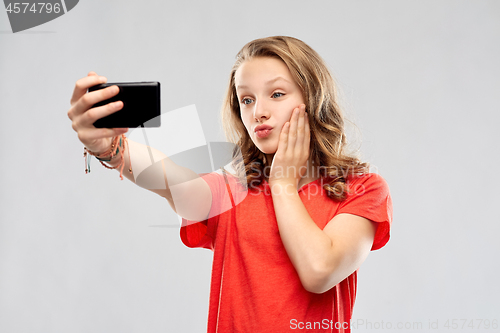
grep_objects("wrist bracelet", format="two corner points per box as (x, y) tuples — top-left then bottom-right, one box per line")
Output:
(83, 134), (132, 180)
(95, 137), (121, 162)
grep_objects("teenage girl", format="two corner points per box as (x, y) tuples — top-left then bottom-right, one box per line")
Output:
(68, 36), (392, 333)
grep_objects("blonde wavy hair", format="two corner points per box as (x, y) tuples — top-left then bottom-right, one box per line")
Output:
(221, 36), (369, 200)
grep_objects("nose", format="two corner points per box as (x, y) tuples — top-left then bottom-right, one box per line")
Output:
(253, 99), (270, 122)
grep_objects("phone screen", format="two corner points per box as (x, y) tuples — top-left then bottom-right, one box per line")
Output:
(89, 82), (161, 128)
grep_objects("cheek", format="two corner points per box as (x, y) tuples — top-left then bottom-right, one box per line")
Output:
(241, 115), (253, 135)
(282, 109), (295, 124)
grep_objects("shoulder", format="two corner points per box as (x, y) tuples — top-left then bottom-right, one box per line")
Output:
(200, 168), (249, 205)
(344, 172), (390, 198)
(200, 167), (244, 184)
(199, 169), (224, 183)
(337, 172), (392, 219)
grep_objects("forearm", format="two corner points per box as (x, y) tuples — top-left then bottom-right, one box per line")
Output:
(103, 139), (169, 196)
(270, 183), (334, 291)
(104, 139), (204, 215)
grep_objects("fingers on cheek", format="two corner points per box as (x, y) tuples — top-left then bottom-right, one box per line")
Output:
(303, 115), (310, 157)
(282, 122), (290, 135)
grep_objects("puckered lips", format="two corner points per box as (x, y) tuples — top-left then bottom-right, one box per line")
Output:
(254, 124), (273, 139)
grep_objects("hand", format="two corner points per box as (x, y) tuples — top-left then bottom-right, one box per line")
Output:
(268, 104), (310, 190)
(67, 71), (128, 154)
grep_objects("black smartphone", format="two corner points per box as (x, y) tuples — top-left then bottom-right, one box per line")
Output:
(89, 82), (161, 128)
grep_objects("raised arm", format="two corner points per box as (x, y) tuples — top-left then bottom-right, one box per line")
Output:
(67, 72), (212, 222)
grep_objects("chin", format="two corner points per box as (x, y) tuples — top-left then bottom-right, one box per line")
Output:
(250, 137), (277, 155)
(255, 145), (277, 155)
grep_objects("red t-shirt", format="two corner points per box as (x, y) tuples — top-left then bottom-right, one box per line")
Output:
(180, 171), (392, 333)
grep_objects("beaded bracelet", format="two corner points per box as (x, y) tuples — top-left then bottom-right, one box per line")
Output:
(83, 134), (132, 180)
(95, 137), (121, 162)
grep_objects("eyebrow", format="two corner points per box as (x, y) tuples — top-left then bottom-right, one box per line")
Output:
(236, 76), (291, 90)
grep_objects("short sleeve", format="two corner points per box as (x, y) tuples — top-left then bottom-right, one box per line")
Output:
(336, 173), (393, 251)
(179, 171), (227, 251)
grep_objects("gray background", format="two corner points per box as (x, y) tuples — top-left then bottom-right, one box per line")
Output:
(1, 1), (499, 332)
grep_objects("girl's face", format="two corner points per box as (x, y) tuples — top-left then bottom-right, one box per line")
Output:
(235, 57), (305, 160)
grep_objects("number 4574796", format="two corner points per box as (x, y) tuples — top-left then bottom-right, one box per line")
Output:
(6, 3), (61, 14)
(444, 319), (498, 330)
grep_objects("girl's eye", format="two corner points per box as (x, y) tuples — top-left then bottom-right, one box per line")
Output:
(272, 92), (284, 98)
(241, 98), (253, 105)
